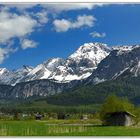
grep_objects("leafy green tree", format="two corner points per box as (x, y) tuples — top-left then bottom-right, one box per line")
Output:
(100, 95), (135, 119)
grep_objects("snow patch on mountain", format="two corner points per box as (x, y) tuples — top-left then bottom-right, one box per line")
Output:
(93, 77), (106, 84)
(113, 45), (140, 56)
(0, 68), (7, 75)
(40, 69), (52, 79)
(130, 61), (140, 77)
(113, 67), (130, 79)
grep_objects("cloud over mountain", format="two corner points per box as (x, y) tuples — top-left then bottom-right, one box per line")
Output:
(0, 11), (37, 44)
(53, 15), (96, 32)
(20, 39), (38, 50)
(90, 32), (106, 38)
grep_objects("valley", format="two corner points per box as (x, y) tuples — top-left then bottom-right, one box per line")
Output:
(1, 42), (140, 136)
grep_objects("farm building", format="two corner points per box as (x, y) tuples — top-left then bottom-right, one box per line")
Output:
(35, 113), (43, 120)
(103, 111), (136, 126)
(80, 115), (88, 120)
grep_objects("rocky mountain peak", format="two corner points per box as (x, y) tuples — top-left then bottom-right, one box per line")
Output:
(69, 42), (110, 59)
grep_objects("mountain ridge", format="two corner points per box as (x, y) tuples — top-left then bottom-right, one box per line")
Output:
(0, 42), (111, 85)
(1, 43), (140, 100)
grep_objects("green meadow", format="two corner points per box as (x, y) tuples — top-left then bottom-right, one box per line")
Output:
(0, 120), (140, 136)
(0, 95), (140, 136)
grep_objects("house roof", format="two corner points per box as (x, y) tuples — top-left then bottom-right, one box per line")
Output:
(125, 111), (136, 117)
(106, 111), (136, 117)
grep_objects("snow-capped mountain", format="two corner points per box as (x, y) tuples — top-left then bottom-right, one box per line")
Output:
(86, 44), (140, 84)
(20, 58), (65, 82)
(49, 43), (111, 82)
(2, 43), (140, 98)
(0, 42), (111, 85)
(68, 42), (111, 68)
(0, 66), (33, 85)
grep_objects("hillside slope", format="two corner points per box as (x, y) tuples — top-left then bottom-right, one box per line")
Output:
(46, 74), (140, 105)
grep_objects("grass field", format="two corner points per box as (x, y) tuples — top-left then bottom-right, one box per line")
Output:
(0, 120), (140, 136)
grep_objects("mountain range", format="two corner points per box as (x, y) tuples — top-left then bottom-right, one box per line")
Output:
(0, 42), (110, 85)
(1, 42), (140, 101)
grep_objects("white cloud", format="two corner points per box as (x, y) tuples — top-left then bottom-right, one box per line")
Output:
(0, 9), (43, 63)
(21, 39), (38, 50)
(90, 31), (106, 38)
(0, 47), (17, 64)
(0, 11), (38, 44)
(53, 15), (96, 32)
(35, 10), (48, 24)
(53, 19), (71, 32)
(42, 3), (104, 12)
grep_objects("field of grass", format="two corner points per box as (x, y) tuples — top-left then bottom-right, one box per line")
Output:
(0, 120), (140, 136)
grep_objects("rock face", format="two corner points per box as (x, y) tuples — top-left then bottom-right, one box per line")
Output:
(0, 66), (33, 85)
(0, 79), (81, 99)
(86, 45), (140, 84)
(0, 42), (111, 85)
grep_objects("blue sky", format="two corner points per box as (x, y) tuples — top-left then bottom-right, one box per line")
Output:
(0, 4), (140, 70)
